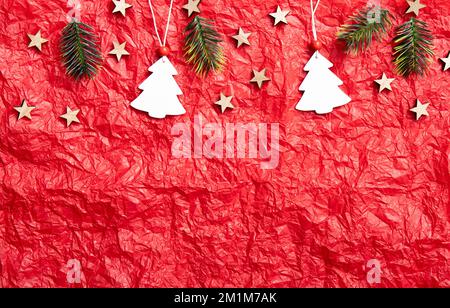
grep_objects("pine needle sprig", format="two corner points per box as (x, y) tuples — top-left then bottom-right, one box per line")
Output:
(61, 21), (102, 79)
(337, 6), (392, 54)
(184, 16), (225, 77)
(393, 18), (434, 77)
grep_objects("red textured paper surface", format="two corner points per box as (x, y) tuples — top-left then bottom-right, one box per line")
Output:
(0, 0), (449, 288)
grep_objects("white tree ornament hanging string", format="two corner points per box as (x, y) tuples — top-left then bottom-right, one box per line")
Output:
(295, 0), (351, 114)
(131, 0), (186, 119)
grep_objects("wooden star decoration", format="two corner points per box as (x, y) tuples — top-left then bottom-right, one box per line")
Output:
(232, 28), (251, 48)
(375, 73), (395, 93)
(440, 52), (450, 71)
(14, 100), (36, 120)
(109, 41), (130, 61)
(406, 0), (426, 17)
(112, 0), (132, 17)
(60, 107), (81, 127)
(215, 93), (234, 113)
(250, 69), (270, 89)
(269, 6), (289, 26)
(28, 30), (48, 51)
(410, 99), (429, 120)
(183, 0), (200, 17)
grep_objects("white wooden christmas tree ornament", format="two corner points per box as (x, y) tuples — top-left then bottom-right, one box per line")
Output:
(131, 0), (185, 119)
(296, 51), (351, 114)
(296, 0), (351, 114)
(131, 56), (185, 119)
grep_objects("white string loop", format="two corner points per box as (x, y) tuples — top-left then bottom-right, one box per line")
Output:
(310, 0), (321, 40)
(148, 0), (174, 47)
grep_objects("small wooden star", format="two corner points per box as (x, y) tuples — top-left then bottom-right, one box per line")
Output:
(183, 0), (200, 17)
(60, 107), (81, 127)
(28, 30), (48, 51)
(14, 100), (36, 120)
(406, 0), (426, 17)
(250, 69), (270, 89)
(410, 99), (429, 120)
(269, 6), (289, 26)
(440, 52), (450, 71)
(232, 28), (251, 48)
(215, 93), (234, 113)
(112, 0), (132, 17)
(109, 41), (130, 61)
(375, 73), (395, 93)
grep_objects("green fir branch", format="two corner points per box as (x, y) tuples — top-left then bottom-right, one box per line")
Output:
(393, 18), (434, 77)
(337, 6), (392, 54)
(184, 16), (225, 77)
(61, 21), (102, 79)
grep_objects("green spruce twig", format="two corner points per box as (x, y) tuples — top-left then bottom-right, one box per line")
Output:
(60, 21), (102, 79)
(337, 6), (392, 54)
(184, 16), (225, 77)
(393, 18), (434, 77)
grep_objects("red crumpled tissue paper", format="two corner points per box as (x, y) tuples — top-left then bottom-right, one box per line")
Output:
(0, 0), (449, 288)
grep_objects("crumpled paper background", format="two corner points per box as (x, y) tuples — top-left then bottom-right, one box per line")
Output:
(0, 0), (449, 287)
